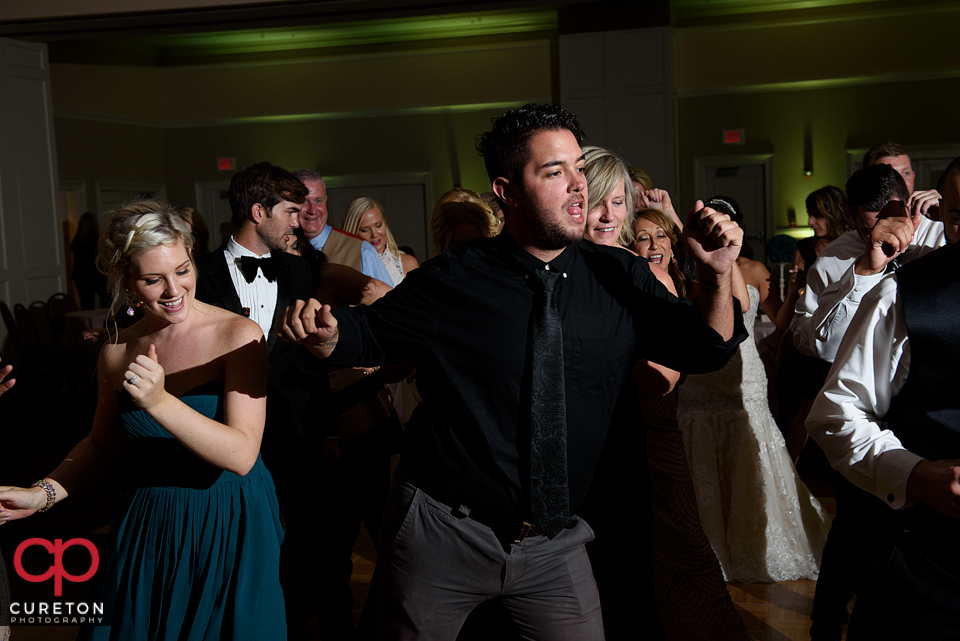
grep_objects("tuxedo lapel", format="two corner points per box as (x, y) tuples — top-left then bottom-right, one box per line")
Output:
(198, 244), (244, 314)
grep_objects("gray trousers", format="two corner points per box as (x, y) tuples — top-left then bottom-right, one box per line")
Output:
(375, 472), (605, 640)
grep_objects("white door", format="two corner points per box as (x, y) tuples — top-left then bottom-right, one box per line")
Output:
(0, 38), (62, 351)
(695, 156), (773, 263)
(95, 182), (167, 229)
(195, 181), (234, 249)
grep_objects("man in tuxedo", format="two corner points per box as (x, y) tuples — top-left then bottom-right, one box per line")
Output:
(807, 157), (960, 638)
(292, 168), (394, 285)
(194, 161), (336, 641)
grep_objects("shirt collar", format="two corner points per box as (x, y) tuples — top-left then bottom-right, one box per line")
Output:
(496, 230), (577, 276)
(311, 225), (333, 250)
(226, 236), (271, 259)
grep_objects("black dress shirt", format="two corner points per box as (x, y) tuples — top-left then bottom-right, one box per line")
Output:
(327, 232), (746, 522)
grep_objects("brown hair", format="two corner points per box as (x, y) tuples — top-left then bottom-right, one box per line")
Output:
(804, 186), (853, 241)
(863, 141), (908, 168)
(229, 161), (308, 228)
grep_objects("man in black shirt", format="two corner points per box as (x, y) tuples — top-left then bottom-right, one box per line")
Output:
(280, 104), (746, 639)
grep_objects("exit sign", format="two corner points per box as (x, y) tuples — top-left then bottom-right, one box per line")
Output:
(218, 157), (236, 171)
(722, 129), (745, 145)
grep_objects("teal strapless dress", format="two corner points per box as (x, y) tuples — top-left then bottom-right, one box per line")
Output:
(82, 383), (285, 640)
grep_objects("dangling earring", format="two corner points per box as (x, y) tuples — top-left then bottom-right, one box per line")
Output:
(124, 289), (140, 316)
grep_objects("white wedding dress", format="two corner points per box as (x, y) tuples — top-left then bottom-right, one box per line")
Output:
(677, 285), (830, 583)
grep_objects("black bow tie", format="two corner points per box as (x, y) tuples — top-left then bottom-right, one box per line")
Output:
(239, 255), (278, 283)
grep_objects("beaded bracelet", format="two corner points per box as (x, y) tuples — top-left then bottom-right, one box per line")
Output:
(31, 479), (56, 513)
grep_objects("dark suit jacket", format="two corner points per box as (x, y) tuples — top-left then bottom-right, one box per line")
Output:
(194, 242), (334, 444)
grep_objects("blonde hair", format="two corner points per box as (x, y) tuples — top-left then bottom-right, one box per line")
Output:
(430, 188), (500, 256)
(634, 207), (687, 298)
(98, 200), (193, 313)
(341, 197), (400, 259)
(628, 166), (653, 191)
(583, 146), (635, 247)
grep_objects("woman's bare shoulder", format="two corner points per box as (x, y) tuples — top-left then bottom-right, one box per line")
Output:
(194, 300), (264, 347)
(738, 257), (770, 287)
(97, 325), (140, 377)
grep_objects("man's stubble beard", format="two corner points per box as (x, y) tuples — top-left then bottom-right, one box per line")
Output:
(520, 191), (585, 250)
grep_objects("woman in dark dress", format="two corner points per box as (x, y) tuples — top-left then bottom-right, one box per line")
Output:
(0, 201), (284, 640)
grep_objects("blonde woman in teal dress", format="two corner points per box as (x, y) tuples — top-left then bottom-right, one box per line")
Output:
(0, 201), (284, 639)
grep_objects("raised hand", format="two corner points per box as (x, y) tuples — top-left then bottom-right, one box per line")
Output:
(278, 299), (340, 358)
(908, 189), (941, 221)
(0, 358), (15, 397)
(124, 344), (169, 411)
(855, 200), (917, 276)
(683, 200), (743, 277)
(639, 188), (683, 229)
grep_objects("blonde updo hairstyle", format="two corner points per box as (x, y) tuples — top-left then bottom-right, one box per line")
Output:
(341, 197), (400, 260)
(98, 200), (194, 313)
(430, 187), (500, 256)
(583, 146), (635, 248)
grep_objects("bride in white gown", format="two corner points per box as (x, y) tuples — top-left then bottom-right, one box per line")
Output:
(677, 275), (831, 583)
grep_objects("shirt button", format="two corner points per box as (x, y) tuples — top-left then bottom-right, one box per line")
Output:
(887, 493), (895, 503)
(854, 286), (861, 292)
(544, 264), (551, 271)
(562, 273), (568, 278)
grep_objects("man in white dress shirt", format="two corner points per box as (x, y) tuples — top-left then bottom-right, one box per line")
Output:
(292, 169), (394, 286)
(794, 163), (945, 640)
(807, 157), (960, 638)
(792, 163), (945, 362)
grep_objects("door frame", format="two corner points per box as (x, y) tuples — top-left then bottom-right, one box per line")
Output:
(693, 154), (774, 257)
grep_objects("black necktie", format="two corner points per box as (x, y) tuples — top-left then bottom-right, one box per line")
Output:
(528, 265), (570, 538)
(239, 255), (278, 283)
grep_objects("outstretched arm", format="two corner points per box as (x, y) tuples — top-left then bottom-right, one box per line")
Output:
(0, 353), (126, 523)
(279, 298), (340, 359)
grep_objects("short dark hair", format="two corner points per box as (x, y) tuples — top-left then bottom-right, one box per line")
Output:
(845, 164), (909, 214)
(476, 103), (585, 186)
(863, 141), (908, 168)
(229, 161), (308, 228)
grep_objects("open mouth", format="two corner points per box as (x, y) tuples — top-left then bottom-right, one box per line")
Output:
(568, 201), (584, 222)
(647, 254), (664, 264)
(160, 297), (184, 310)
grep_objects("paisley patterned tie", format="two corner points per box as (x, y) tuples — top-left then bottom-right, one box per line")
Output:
(528, 265), (570, 538)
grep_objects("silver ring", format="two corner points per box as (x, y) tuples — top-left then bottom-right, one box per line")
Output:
(129, 374), (139, 385)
